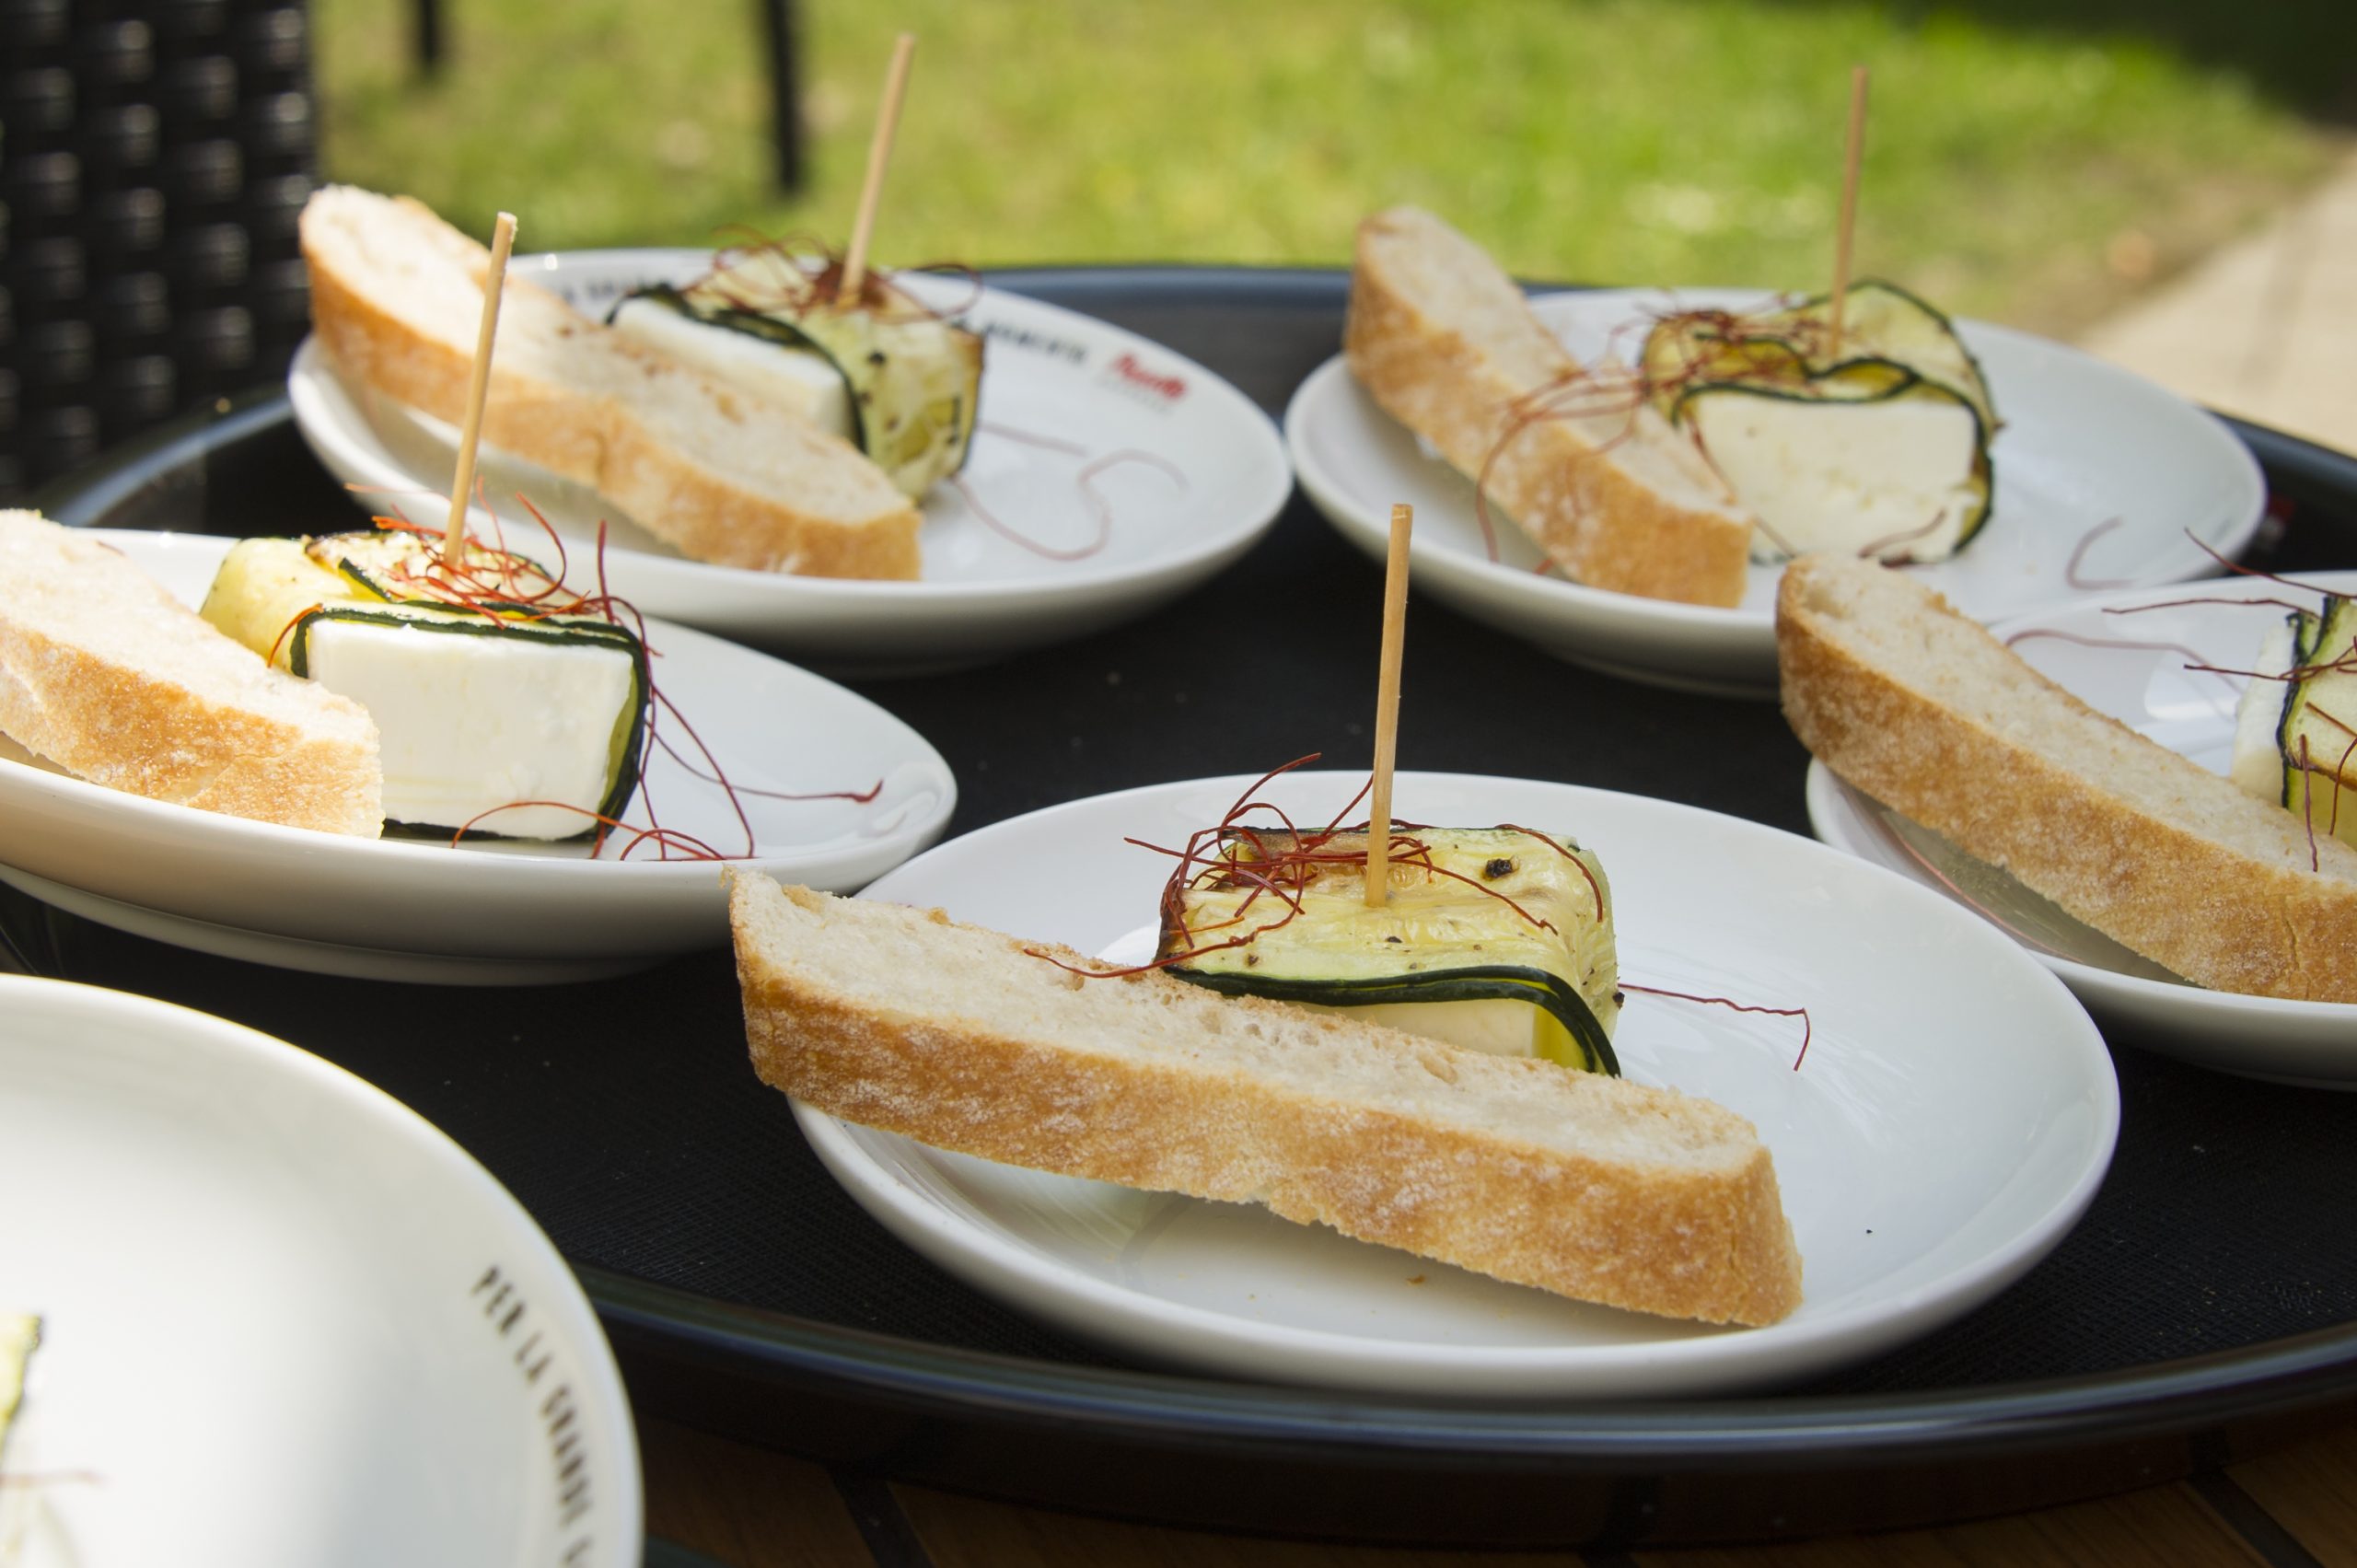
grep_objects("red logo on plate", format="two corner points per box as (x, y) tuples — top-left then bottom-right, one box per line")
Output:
(1109, 352), (1187, 402)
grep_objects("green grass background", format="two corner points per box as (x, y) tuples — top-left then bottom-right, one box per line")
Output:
(313, 0), (2351, 333)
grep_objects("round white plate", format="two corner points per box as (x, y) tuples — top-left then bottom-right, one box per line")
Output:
(791, 771), (2118, 1399)
(1286, 287), (2265, 697)
(0, 976), (638, 1568)
(0, 530), (955, 983)
(1806, 569), (2357, 1088)
(290, 251), (1295, 674)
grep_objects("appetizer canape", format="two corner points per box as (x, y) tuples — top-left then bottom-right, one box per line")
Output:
(1779, 552), (2357, 1002)
(1345, 206), (1753, 607)
(1157, 824), (1621, 1074)
(1641, 282), (1998, 564)
(301, 186), (923, 578)
(202, 528), (648, 842)
(610, 247), (983, 501)
(731, 872), (1801, 1326)
(2233, 591), (2357, 850)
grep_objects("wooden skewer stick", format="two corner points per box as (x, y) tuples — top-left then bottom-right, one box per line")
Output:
(442, 209), (517, 569)
(839, 32), (917, 305)
(1827, 64), (1870, 358)
(1364, 503), (1413, 909)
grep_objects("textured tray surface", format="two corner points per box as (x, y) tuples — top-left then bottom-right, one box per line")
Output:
(20, 272), (2357, 1527)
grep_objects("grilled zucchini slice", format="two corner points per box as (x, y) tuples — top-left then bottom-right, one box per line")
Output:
(2229, 596), (2357, 849)
(1158, 827), (1620, 1075)
(617, 249), (982, 501)
(201, 535), (649, 841)
(1641, 280), (1996, 563)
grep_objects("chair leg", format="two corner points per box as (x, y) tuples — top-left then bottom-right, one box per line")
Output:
(415, 0), (444, 77)
(757, 0), (805, 192)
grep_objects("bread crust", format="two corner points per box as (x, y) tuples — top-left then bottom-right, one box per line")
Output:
(1345, 207), (1752, 608)
(733, 877), (1802, 1327)
(302, 189), (922, 580)
(0, 516), (381, 835)
(1778, 553), (2357, 1002)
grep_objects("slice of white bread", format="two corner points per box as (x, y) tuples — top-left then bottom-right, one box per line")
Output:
(1778, 552), (2357, 1002)
(301, 186), (922, 579)
(1345, 207), (1754, 607)
(0, 513), (382, 835)
(731, 874), (1803, 1326)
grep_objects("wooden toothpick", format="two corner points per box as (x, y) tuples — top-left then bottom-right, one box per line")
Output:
(839, 32), (917, 305)
(443, 209), (517, 569)
(1827, 64), (1869, 357)
(1364, 503), (1413, 909)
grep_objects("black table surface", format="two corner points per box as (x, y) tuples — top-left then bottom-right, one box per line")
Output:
(21, 266), (2357, 1548)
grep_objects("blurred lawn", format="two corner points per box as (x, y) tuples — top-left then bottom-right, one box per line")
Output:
(312, 0), (2349, 334)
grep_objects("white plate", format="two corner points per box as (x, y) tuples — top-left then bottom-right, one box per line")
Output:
(0, 530), (955, 983)
(790, 771), (2118, 1399)
(1806, 570), (2357, 1088)
(1286, 287), (2265, 697)
(0, 976), (638, 1568)
(290, 251), (1295, 675)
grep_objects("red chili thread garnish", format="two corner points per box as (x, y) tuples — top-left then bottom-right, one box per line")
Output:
(2064, 517), (2136, 590)
(447, 801), (729, 860)
(1032, 758), (1818, 1068)
(2103, 596), (2315, 620)
(1622, 983), (1814, 1070)
(2083, 581), (2357, 726)
(0, 1469), (101, 1488)
(2003, 628), (2216, 661)
(649, 728), (883, 805)
(2299, 708), (2357, 845)
(1471, 363), (1650, 564)
(1042, 758), (1588, 980)
(1492, 822), (1605, 923)
(1947, 585), (2357, 871)
(2000, 628), (2249, 713)
(1854, 509), (1947, 564)
(979, 424), (1090, 458)
(1866, 807), (2083, 962)
(950, 432), (1188, 562)
(690, 227), (983, 323)
(1464, 295), (1873, 569)
(2308, 701), (2357, 744)
(2180, 531), (2348, 598)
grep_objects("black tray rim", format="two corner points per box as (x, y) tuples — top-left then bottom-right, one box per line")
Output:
(584, 1264), (2357, 1463)
(31, 264), (2357, 1500)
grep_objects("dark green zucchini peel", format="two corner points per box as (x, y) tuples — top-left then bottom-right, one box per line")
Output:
(1170, 963), (1621, 1076)
(283, 605), (650, 842)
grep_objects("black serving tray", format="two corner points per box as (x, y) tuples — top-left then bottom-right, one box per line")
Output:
(21, 269), (2357, 1549)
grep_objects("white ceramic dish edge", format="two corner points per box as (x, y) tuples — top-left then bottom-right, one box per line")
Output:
(781, 772), (2120, 1399)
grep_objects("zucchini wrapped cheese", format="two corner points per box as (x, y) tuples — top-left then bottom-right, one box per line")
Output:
(200, 532), (649, 841)
(2232, 594), (2357, 848)
(1640, 281), (1998, 564)
(1157, 827), (1620, 1075)
(610, 248), (982, 501)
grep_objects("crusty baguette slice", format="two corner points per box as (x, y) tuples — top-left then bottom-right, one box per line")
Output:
(0, 513), (382, 835)
(301, 186), (922, 579)
(1778, 552), (2357, 1002)
(1345, 206), (1753, 608)
(732, 874), (1803, 1327)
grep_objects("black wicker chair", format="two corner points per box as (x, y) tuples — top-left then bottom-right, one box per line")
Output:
(0, 0), (317, 505)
